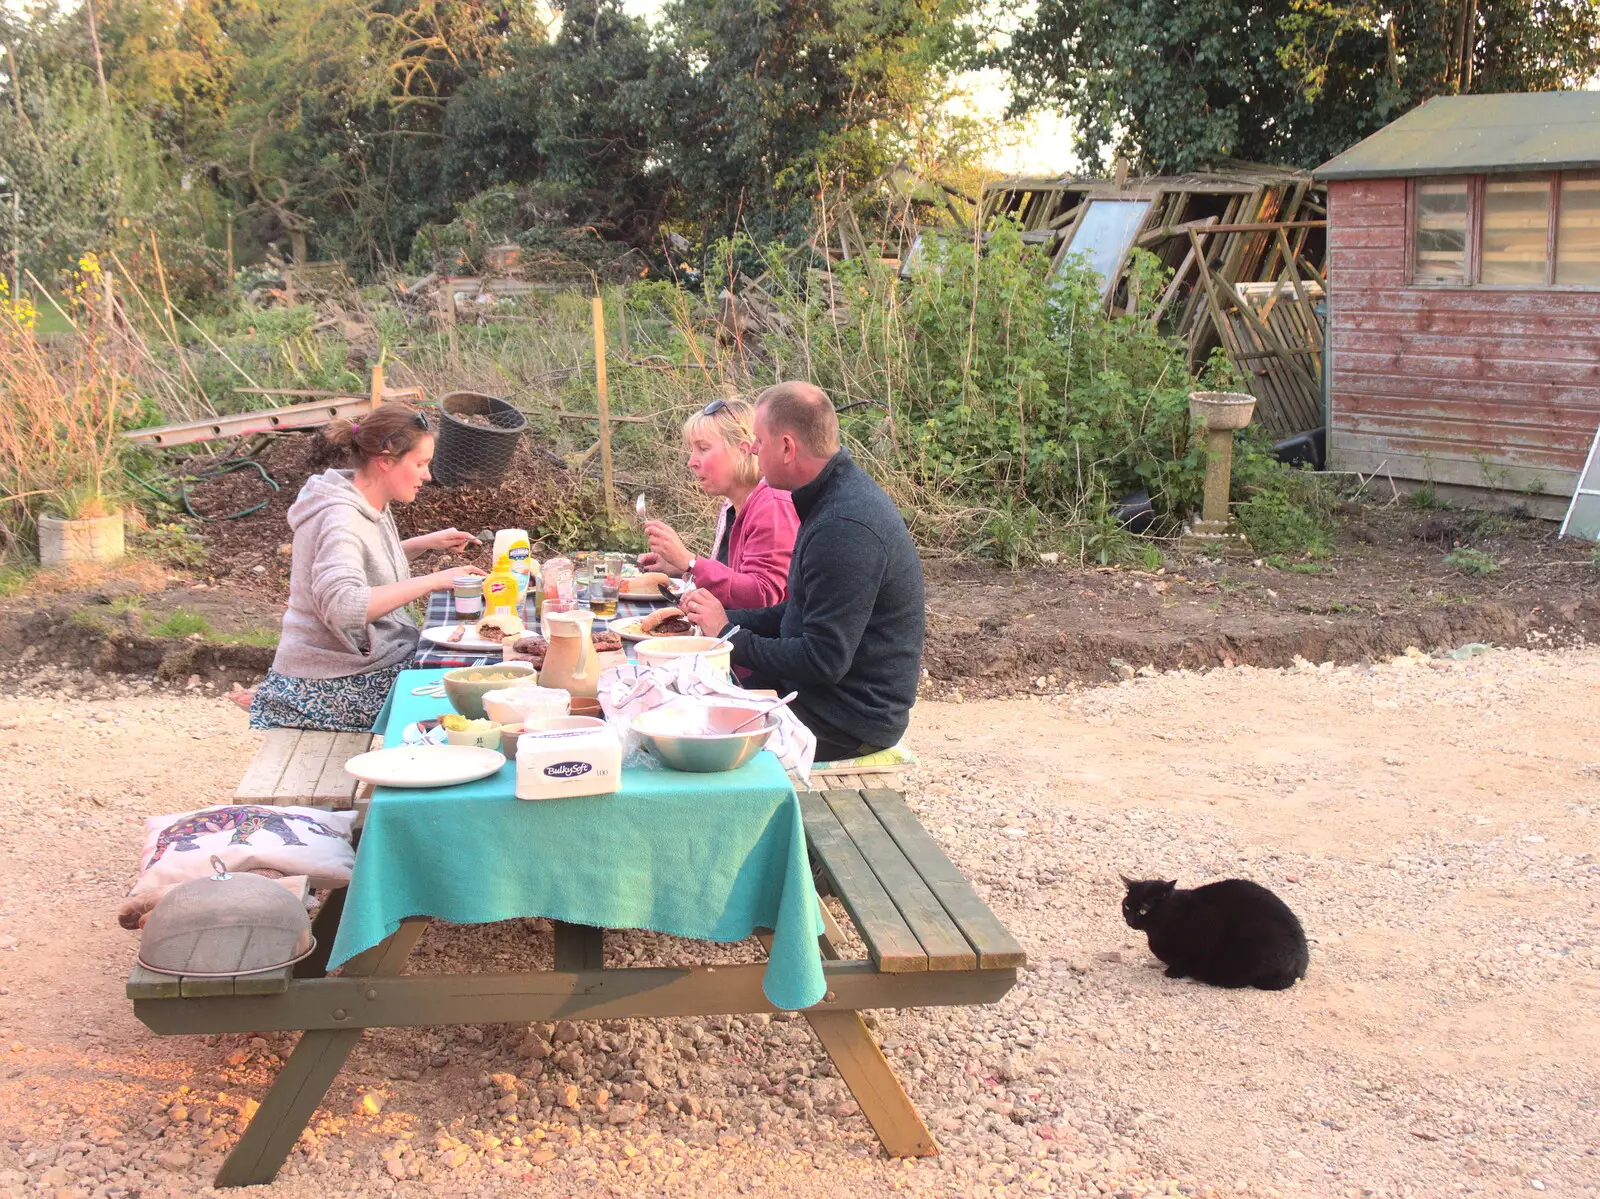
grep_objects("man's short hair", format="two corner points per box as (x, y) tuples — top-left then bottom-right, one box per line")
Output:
(755, 382), (840, 458)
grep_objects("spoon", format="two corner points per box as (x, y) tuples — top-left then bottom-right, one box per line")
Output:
(730, 691), (798, 733)
(635, 493), (647, 521)
(704, 623), (741, 650)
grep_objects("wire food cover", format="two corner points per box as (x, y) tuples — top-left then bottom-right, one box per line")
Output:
(138, 857), (315, 977)
(432, 391), (527, 487)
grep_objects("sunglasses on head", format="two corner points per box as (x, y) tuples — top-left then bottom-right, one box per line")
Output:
(701, 398), (728, 416)
(379, 408), (430, 453)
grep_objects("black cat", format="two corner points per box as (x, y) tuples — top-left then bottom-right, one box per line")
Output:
(1120, 876), (1309, 990)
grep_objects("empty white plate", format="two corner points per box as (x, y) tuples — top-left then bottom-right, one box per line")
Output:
(344, 745), (505, 789)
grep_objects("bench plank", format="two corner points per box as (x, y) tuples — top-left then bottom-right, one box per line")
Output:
(798, 793), (926, 973)
(861, 789), (1027, 970)
(234, 729), (303, 799)
(312, 732), (372, 805)
(126, 964), (182, 1000)
(274, 733), (340, 801)
(824, 790), (977, 972)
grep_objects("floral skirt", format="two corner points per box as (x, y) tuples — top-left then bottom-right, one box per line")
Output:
(248, 664), (406, 732)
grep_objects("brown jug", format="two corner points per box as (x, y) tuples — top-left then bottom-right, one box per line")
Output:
(539, 609), (600, 698)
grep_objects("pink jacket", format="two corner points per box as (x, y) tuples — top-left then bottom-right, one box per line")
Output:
(689, 480), (799, 608)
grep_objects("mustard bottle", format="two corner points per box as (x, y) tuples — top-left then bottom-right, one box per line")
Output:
(483, 555), (520, 618)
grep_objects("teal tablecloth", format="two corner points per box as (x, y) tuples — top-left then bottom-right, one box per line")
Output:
(331, 669), (825, 1011)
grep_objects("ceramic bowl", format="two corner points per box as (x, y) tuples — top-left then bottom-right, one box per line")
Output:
(634, 636), (732, 679)
(501, 715), (608, 764)
(444, 722), (504, 751)
(482, 685), (571, 726)
(631, 704), (775, 773)
(442, 662), (537, 719)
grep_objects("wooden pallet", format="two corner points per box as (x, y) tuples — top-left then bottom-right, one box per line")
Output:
(235, 729), (373, 810)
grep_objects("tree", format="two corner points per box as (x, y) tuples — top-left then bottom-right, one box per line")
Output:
(1003, 0), (1600, 174)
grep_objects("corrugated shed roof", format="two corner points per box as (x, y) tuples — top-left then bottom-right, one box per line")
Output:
(1315, 92), (1600, 180)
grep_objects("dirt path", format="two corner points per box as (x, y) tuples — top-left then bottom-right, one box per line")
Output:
(0, 647), (1596, 1198)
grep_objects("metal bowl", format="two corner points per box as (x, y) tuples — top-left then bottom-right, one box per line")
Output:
(632, 704), (776, 773)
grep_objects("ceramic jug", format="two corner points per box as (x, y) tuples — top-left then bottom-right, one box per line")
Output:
(539, 608), (600, 698)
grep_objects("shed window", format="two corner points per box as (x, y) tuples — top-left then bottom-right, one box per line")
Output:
(1557, 176), (1600, 286)
(1410, 172), (1600, 288)
(1481, 177), (1550, 284)
(1414, 180), (1469, 284)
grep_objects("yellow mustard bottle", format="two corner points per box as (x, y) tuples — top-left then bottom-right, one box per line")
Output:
(482, 555), (520, 619)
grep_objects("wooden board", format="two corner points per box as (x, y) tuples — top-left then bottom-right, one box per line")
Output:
(312, 732), (372, 807)
(798, 793), (927, 972)
(236, 729), (366, 806)
(823, 790), (976, 971)
(861, 790), (1027, 970)
(234, 729), (304, 799)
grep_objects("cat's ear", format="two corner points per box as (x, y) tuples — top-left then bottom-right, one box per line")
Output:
(1118, 874), (1136, 888)
(1161, 880), (1178, 893)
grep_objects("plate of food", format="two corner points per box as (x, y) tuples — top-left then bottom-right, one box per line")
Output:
(421, 612), (528, 652)
(610, 607), (698, 642)
(617, 572), (690, 602)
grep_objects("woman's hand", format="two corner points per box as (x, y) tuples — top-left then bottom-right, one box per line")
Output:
(680, 588), (728, 638)
(407, 527), (481, 554)
(643, 520), (693, 574)
(425, 564), (486, 590)
(634, 551), (683, 578)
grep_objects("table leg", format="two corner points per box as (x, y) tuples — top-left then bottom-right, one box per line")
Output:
(763, 915), (938, 1159)
(213, 918), (428, 1187)
(294, 886), (348, 980)
(552, 921), (605, 970)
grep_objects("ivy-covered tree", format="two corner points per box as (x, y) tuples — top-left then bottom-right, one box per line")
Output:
(1003, 0), (1600, 174)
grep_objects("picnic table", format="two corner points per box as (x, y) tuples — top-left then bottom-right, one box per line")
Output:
(130, 587), (1025, 1187)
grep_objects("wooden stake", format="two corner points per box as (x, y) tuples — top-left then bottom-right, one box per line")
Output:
(369, 362), (385, 411)
(150, 231), (178, 339)
(443, 276), (460, 370)
(592, 294), (615, 523)
(226, 219), (234, 283)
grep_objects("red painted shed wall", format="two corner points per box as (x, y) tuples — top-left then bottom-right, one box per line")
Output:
(1326, 177), (1600, 500)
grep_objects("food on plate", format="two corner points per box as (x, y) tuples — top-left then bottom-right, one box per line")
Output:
(591, 628), (623, 654)
(620, 571), (673, 597)
(446, 624), (467, 643)
(638, 606), (695, 636)
(440, 714), (498, 732)
(475, 612), (526, 642)
(503, 634), (548, 668)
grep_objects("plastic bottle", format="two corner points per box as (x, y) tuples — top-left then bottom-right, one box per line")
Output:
(483, 555), (521, 619)
(493, 529), (534, 600)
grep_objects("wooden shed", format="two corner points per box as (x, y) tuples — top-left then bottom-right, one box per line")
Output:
(1315, 92), (1600, 514)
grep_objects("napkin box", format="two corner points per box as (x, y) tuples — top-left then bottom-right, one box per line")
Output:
(514, 725), (622, 800)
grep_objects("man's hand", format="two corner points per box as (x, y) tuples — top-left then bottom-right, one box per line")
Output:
(634, 551), (683, 578)
(643, 520), (693, 574)
(411, 527), (480, 553)
(680, 588), (729, 638)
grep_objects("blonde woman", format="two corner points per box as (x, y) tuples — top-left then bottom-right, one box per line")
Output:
(639, 396), (799, 607)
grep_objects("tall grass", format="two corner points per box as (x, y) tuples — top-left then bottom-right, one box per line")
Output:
(0, 265), (132, 557)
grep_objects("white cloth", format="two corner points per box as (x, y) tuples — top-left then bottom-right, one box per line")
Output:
(597, 659), (815, 782)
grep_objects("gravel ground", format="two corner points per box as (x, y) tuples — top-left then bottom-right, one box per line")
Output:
(0, 646), (1596, 1199)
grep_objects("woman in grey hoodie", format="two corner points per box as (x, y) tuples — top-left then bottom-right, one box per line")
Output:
(248, 404), (483, 731)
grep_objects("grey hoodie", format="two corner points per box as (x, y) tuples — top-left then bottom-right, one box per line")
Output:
(269, 469), (418, 679)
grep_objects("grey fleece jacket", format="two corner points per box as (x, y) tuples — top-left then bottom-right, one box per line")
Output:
(268, 469), (418, 679)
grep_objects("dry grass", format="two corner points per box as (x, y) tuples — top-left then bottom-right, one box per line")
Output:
(0, 268), (132, 557)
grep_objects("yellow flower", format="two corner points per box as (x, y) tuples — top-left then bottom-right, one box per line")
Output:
(78, 253), (102, 274)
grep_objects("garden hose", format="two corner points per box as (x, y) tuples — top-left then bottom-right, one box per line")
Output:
(123, 458), (281, 521)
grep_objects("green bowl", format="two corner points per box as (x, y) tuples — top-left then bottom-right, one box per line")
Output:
(441, 662), (537, 720)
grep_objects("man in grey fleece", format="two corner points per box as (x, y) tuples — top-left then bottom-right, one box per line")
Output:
(681, 382), (925, 760)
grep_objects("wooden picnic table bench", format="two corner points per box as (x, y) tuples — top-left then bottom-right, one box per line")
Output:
(234, 728), (375, 809)
(130, 733), (1022, 1187)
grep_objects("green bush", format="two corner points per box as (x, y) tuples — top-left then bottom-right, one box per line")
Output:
(1443, 547), (1498, 576)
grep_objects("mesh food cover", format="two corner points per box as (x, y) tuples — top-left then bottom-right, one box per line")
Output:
(138, 857), (315, 977)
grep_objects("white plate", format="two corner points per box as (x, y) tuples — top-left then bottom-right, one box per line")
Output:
(610, 614), (698, 642)
(618, 578), (690, 603)
(420, 623), (514, 653)
(344, 745), (506, 788)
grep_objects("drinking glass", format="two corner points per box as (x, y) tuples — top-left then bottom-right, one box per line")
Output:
(592, 552), (622, 618)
